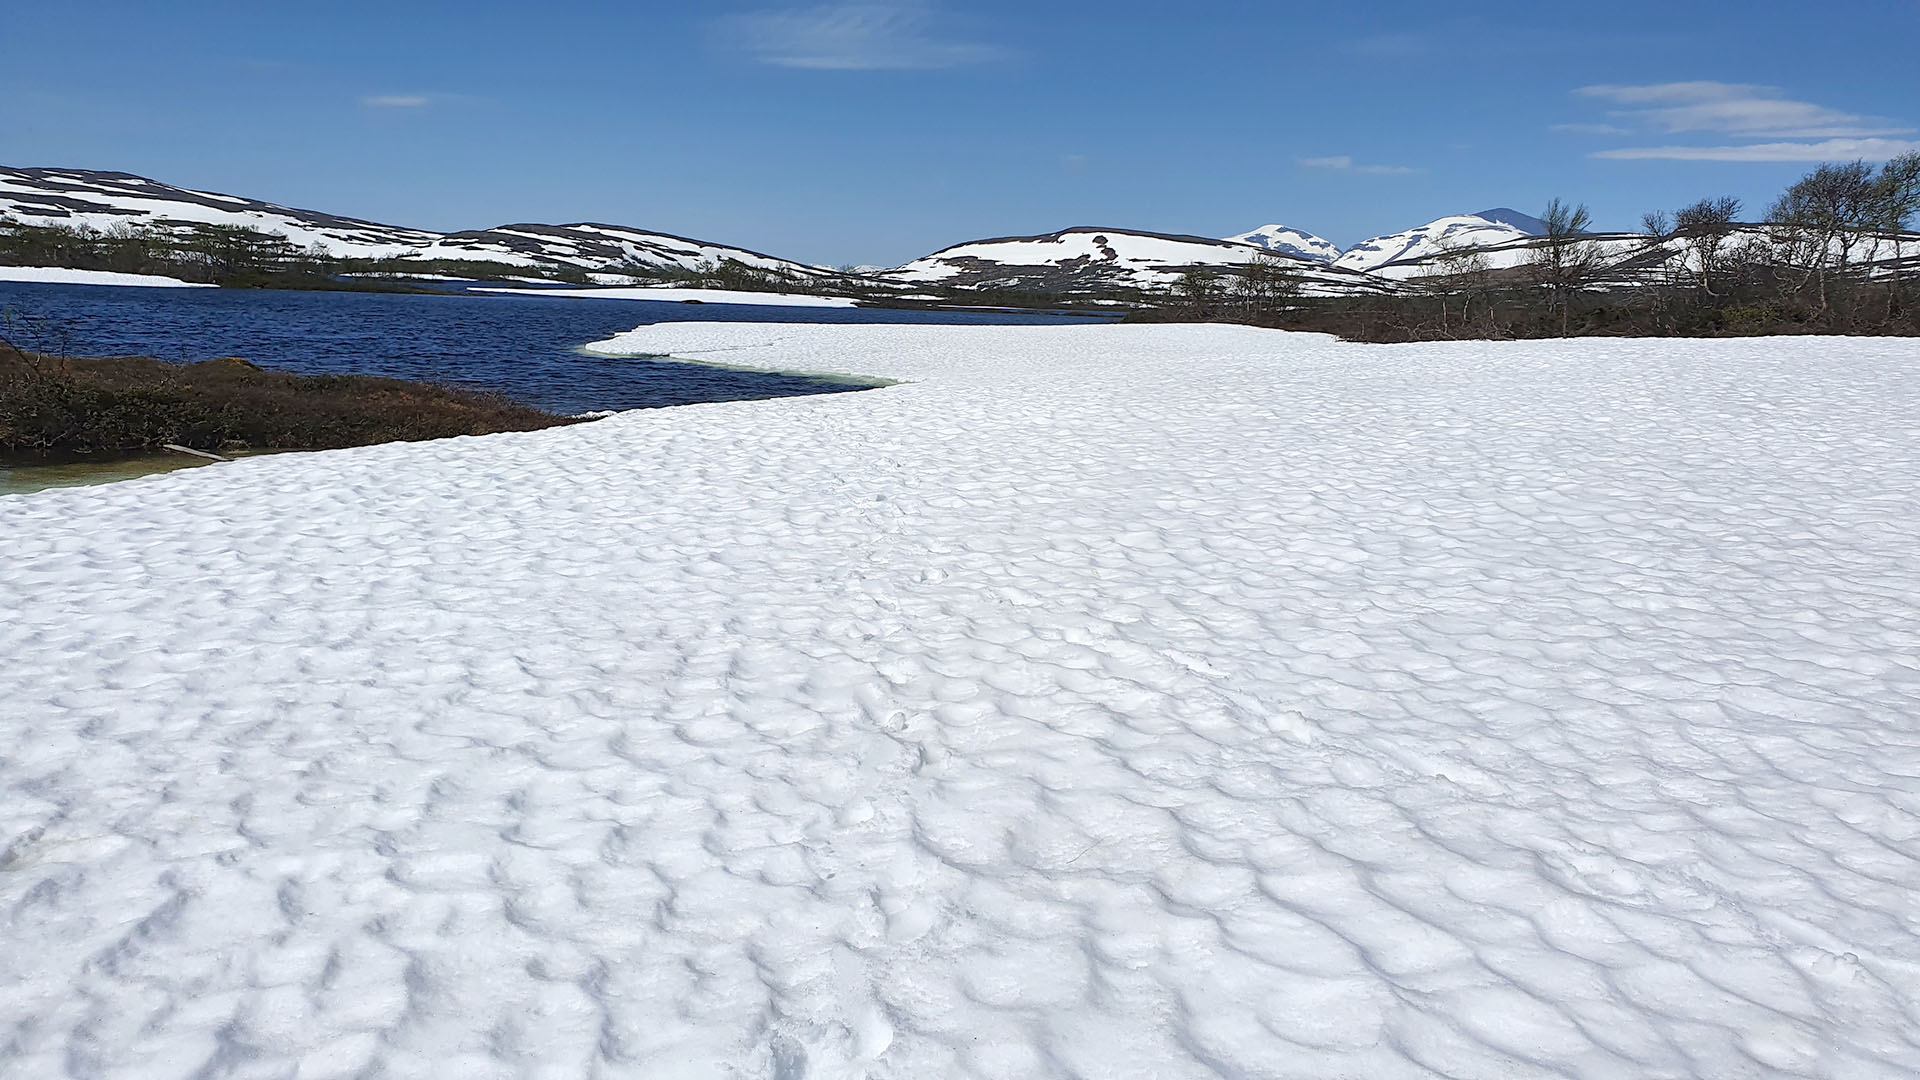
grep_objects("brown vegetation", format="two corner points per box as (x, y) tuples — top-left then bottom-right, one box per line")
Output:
(0, 344), (581, 457)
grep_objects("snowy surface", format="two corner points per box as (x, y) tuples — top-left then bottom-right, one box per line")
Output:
(1354, 228), (1920, 284)
(0, 265), (217, 288)
(5, 324), (1920, 1079)
(1225, 224), (1342, 263)
(474, 285), (862, 307)
(883, 227), (1394, 297)
(886, 229), (1266, 281)
(1, 168), (437, 261)
(1334, 211), (1542, 274)
(0, 167), (833, 279)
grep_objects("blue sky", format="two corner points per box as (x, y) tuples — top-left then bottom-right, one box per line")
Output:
(5, 1), (1917, 266)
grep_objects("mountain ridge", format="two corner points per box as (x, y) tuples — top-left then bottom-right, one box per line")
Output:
(0, 166), (1552, 287)
(11, 166), (1913, 298)
(882, 226), (1396, 297)
(0, 166), (835, 280)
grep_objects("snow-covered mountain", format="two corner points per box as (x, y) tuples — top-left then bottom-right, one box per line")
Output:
(0, 166), (836, 279)
(11, 167), (1911, 301)
(1332, 208), (1547, 274)
(1223, 224), (1341, 264)
(882, 227), (1395, 297)
(1332, 224), (1920, 286)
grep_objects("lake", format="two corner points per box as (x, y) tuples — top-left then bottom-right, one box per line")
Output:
(0, 281), (1105, 493)
(0, 281), (1097, 416)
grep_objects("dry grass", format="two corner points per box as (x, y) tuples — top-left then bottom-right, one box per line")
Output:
(0, 345), (583, 456)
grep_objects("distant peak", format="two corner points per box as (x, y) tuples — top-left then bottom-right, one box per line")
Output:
(1472, 208), (1548, 235)
(1225, 223), (1341, 262)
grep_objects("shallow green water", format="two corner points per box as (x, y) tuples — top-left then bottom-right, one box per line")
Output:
(1, 450), (283, 495)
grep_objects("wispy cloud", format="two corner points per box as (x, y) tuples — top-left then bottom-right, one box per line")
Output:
(1593, 137), (1920, 162)
(1576, 81), (1912, 139)
(1569, 81), (1916, 163)
(721, 1), (1002, 71)
(1550, 122), (1633, 136)
(361, 94), (432, 108)
(1300, 155), (1420, 176)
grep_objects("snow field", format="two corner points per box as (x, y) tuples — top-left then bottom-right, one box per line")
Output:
(474, 285), (862, 307)
(0, 266), (218, 288)
(3, 324), (1920, 1078)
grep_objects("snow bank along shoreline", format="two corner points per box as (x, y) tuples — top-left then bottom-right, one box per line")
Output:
(0, 265), (217, 288)
(5, 323), (1920, 1078)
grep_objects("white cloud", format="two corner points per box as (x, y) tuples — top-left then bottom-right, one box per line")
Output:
(1577, 81), (1751, 106)
(1300, 155), (1419, 175)
(1575, 81), (1911, 138)
(1569, 82), (1918, 163)
(722, 1), (1001, 71)
(361, 95), (431, 108)
(1593, 138), (1920, 162)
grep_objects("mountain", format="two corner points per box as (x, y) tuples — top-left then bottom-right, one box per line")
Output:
(13, 167), (1909, 302)
(881, 226), (1395, 297)
(1224, 224), (1341, 264)
(1332, 210), (1547, 275)
(1473, 207), (1548, 235)
(0, 166), (836, 279)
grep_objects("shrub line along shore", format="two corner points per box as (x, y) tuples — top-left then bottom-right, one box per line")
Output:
(0, 344), (582, 459)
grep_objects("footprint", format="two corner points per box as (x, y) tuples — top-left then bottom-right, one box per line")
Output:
(770, 1033), (808, 1080)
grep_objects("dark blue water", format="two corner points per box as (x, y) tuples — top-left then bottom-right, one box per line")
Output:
(0, 282), (1097, 415)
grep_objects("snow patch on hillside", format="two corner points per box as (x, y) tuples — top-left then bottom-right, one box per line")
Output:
(1334, 210), (1542, 274)
(0, 167), (830, 279)
(885, 227), (1393, 296)
(1, 167), (437, 260)
(1225, 223), (1342, 263)
(475, 284), (862, 307)
(0, 266), (217, 288)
